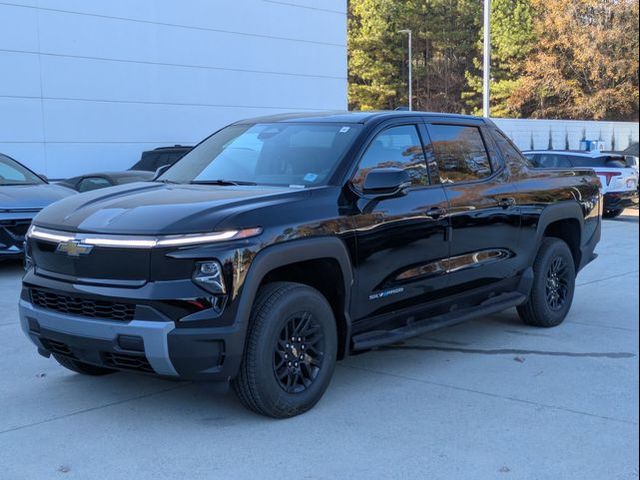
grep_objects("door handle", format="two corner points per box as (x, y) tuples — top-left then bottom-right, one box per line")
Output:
(425, 207), (447, 219)
(497, 197), (516, 209)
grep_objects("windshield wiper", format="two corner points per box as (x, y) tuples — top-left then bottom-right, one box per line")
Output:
(190, 179), (257, 186)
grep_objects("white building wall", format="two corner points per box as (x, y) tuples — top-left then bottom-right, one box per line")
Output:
(0, 0), (347, 177)
(493, 118), (639, 153)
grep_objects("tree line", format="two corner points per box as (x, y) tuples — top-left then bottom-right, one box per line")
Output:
(348, 0), (639, 121)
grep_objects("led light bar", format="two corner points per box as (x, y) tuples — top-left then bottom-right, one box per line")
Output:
(27, 226), (262, 249)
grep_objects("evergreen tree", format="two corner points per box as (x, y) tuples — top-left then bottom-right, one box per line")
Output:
(348, 0), (481, 112)
(463, 0), (536, 117)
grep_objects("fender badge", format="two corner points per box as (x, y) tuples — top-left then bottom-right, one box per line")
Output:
(56, 240), (94, 257)
(369, 287), (404, 301)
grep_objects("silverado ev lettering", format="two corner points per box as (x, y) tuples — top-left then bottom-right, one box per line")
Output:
(20, 112), (601, 418)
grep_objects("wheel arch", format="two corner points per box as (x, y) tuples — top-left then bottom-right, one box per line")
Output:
(532, 201), (585, 270)
(236, 237), (354, 360)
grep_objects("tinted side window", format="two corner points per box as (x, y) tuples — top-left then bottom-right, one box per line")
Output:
(536, 155), (571, 168)
(428, 124), (491, 183)
(0, 162), (27, 182)
(352, 125), (428, 189)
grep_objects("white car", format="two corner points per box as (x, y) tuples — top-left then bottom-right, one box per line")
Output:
(524, 150), (639, 218)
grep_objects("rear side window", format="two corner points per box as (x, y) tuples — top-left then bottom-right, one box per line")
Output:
(569, 156), (625, 168)
(352, 125), (428, 188)
(493, 130), (534, 168)
(427, 124), (492, 183)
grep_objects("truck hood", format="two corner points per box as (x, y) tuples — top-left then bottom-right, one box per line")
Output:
(0, 183), (75, 211)
(33, 182), (304, 235)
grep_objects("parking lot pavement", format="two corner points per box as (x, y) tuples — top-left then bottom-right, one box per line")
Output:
(0, 211), (637, 480)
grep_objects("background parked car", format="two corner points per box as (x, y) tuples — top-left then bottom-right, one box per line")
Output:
(0, 153), (75, 259)
(524, 150), (639, 218)
(130, 145), (193, 172)
(57, 145), (193, 192)
(57, 170), (155, 193)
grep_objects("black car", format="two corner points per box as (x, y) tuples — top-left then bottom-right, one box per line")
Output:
(1, 153), (74, 259)
(20, 112), (601, 417)
(130, 145), (193, 172)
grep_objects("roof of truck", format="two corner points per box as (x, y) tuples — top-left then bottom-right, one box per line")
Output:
(233, 110), (484, 125)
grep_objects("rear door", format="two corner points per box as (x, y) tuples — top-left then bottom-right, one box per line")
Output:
(423, 120), (522, 293)
(350, 120), (451, 323)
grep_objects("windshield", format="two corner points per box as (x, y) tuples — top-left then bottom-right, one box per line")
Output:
(0, 154), (45, 186)
(159, 123), (362, 187)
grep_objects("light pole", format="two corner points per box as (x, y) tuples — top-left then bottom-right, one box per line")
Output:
(398, 29), (412, 111)
(482, 0), (491, 117)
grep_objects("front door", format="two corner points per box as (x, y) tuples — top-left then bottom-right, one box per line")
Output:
(423, 121), (522, 294)
(348, 122), (451, 326)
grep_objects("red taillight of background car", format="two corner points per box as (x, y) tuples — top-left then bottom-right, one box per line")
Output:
(595, 171), (622, 186)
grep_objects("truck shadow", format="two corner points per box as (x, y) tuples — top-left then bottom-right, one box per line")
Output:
(609, 209), (639, 223)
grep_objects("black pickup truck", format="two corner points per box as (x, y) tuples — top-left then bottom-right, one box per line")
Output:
(19, 112), (602, 418)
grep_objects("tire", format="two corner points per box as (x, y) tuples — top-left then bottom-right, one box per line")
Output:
(53, 354), (116, 376)
(603, 208), (623, 219)
(232, 282), (337, 418)
(517, 238), (576, 328)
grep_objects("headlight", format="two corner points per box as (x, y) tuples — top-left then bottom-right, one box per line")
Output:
(192, 261), (226, 294)
(23, 243), (34, 271)
(27, 226), (262, 249)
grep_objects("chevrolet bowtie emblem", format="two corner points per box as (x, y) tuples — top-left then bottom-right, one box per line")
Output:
(56, 240), (94, 257)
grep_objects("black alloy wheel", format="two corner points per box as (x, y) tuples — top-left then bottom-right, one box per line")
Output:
(273, 312), (325, 394)
(232, 282), (337, 418)
(545, 255), (570, 311)
(517, 237), (576, 328)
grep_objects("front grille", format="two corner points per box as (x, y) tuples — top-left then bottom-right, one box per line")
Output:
(30, 239), (150, 282)
(30, 289), (136, 321)
(102, 352), (154, 373)
(40, 338), (75, 358)
(0, 219), (31, 251)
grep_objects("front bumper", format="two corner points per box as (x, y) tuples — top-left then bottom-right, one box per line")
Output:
(604, 190), (639, 210)
(19, 274), (247, 381)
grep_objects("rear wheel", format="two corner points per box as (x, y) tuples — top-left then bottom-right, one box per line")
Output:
(517, 238), (576, 328)
(232, 282), (337, 418)
(53, 354), (116, 376)
(603, 208), (623, 219)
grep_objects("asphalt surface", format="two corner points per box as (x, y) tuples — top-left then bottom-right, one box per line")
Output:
(0, 211), (638, 479)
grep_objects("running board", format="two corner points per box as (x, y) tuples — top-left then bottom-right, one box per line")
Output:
(352, 291), (528, 351)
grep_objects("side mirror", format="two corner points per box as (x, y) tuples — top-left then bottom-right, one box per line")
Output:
(362, 168), (411, 197)
(38, 173), (48, 182)
(153, 164), (171, 180)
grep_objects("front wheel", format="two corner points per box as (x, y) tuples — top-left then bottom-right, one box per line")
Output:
(232, 282), (337, 418)
(517, 238), (576, 328)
